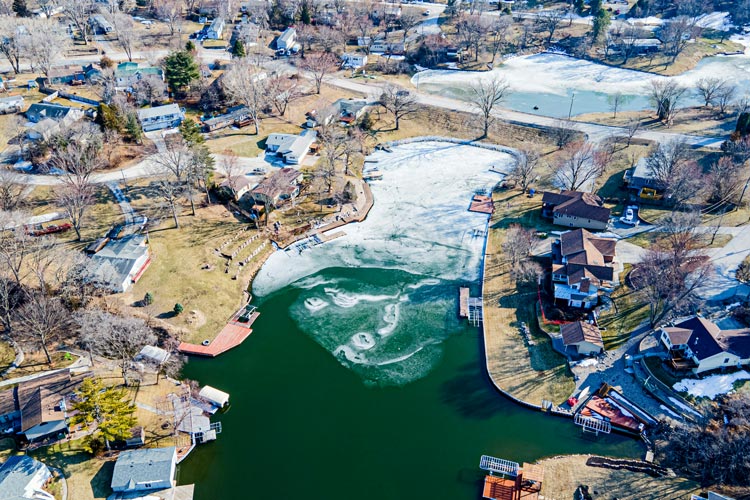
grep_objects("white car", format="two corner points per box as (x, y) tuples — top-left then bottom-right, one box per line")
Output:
(620, 207), (638, 226)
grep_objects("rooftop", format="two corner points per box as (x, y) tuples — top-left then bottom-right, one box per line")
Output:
(137, 104), (181, 121)
(0, 455), (52, 500)
(561, 321), (604, 348)
(542, 191), (611, 224)
(111, 447), (176, 492)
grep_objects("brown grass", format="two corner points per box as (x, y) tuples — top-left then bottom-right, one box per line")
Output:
(539, 455), (700, 500)
(482, 189), (575, 405)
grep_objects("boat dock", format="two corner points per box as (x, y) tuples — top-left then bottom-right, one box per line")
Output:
(178, 305), (259, 357)
(459, 287), (483, 326)
(468, 195), (494, 215)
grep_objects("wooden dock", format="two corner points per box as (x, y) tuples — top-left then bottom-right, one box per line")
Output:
(459, 287), (483, 326)
(178, 308), (259, 357)
(469, 195), (494, 215)
(459, 287), (470, 318)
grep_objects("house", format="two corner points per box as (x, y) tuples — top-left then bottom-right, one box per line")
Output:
(135, 345), (170, 366)
(276, 27), (296, 51)
(622, 157), (664, 200)
(0, 95), (24, 114)
(250, 167), (304, 208)
(220, 175), (255, 201)
(541, 190), (611, 230)
(114, 62), (164, 89)
(609, 37), (662, 55)
(660, 316), (750, 374)
(124, 426), (146, 448)
(370, 40), (405, 54)
(561, 321), (604, 356)
(137, 104), (184, 132)
(341, 53), (368, 69)
(45, 66), (86, 86)
(25, 103), (85, 141)
(0, 455), (54, 500)
(111, 447), (177, 493)
(265, 129), (317, 165)
(82, 63), (103, 82)
(0, 370), (88, 443)
(206, 17), (225, 39)
(551, 229), (616, 309)
(90, 234), (151, 293)
(201, 105), (249, 132)
(89, 14), (113, 34)
(305, 99), (368, 128)
(691, 493), (736, 500)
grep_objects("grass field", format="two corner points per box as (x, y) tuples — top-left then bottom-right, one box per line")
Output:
(597, 265), (650, 351)
(482, 189), (575, 406)
(626, 229), (732, 250)
(30, 439), (114, 500)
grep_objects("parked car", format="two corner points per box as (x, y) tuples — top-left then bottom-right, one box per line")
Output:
(423, 9), (430, 15)
(620, 206), (638, 226)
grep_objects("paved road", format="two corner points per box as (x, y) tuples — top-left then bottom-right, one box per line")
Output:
(327, 76), (725, 148)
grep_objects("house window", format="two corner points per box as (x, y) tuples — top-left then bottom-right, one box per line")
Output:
(145, 483), (152, 488)
(724, 358), (730, 364)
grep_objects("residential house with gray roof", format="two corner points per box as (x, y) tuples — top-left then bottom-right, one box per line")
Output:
(265, 130), (316, 165)
(137, 104), (184, 132)
(542, 190), (611, 230)
(111, 447), (177, 493)
(661, 316), (750, 374)
(114, 62), (164, 89)
(0, 455), (54, 500)
(89, 234), (151, 293)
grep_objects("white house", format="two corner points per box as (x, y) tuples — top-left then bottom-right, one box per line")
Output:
(277, 27), (296, 50)
(90, 234), (151, 293)
(198, 385), (230, 408)
(206, 17), (225, 39)
(0, 456), (54, 500)
(370, 40), (405, 54)
(660, 316), (750, 374)
(342, 53), (368, 69)
(137, 104), (184, 132)
(111, 447), (176, 493)
(265, 129), (316, 165)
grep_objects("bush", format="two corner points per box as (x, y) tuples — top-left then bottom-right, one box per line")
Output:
(359, 111), (374, 131)
(174, 303), (184, 315)
(100, 55), (114, 69)
(143, 292), (154, 305)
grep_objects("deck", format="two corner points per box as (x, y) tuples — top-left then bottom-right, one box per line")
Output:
(459, 287), (470, 317)
(469, 195), (494, 215)
(178, 310), (259, 357)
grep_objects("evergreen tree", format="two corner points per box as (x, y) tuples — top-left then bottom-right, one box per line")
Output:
(736, 112), (750, 137)
(125, 113), (143, 144)
(574, 0), (585, 14)
(163, 50), (200, 96)
(591, 9), (611, 43)
(71, 378), (138, 452)
(12, 0), (29, 17)
(232, 39), (246, 58)
(185, 40), (196, 53)
(589, 0), (602, 16)
(96, 103), (123, 131)
(299, 0), (312, 24)
(179, 119), (204, 145)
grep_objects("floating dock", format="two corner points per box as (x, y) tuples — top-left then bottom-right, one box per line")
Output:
(459, 287), (483, 326)
(178, 306), (259, 357)
(468, 195), (494, 215)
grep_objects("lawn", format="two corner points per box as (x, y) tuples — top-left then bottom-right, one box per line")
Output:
(626, 229), (732, 250)
(597, 265), (650, 351)
(30, 438), (114, 500)
(643, 356), (682, 389)
(123, 204), (267, 345)
(0, 351), (77, 381)
(482, 188), (575, 406)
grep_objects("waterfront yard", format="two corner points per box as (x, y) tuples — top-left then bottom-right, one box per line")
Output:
(539, 455), (699, 499)
(483, 189), (575, 405)
(597, 265), (650, 351)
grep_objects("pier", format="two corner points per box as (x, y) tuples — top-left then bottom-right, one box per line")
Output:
(178, 305), (259, 357)
(459, 287), (483, 326)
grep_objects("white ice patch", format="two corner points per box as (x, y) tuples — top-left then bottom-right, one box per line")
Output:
(323, 288), (398, 308)
(377, 303), (400, 337)
(303, 297), (328, 312)
(254, 142), (513, 296)
(668, 397), (703, 418)
(673, 371), (750, 399)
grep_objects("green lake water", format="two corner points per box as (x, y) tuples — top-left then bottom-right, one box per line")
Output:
(179, 267), (642, 499)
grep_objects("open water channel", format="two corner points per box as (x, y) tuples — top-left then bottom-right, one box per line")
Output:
(179, 142), (642, 498)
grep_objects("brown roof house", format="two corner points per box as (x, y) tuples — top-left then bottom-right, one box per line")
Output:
(0, 370), (88, 443)
(660, 316), (750, 374)
(551, 229), (617, 309)
(561, 321), (604, 356)
(542, 191), (611, 230)
(250, 168), (303, 208)
(219, 175), (255, 202)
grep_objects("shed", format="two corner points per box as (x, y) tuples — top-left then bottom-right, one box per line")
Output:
(198, 386), (229, 408)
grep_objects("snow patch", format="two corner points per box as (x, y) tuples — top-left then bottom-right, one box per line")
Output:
(668, 397), (702, 418)
(673, 371), (750, 399)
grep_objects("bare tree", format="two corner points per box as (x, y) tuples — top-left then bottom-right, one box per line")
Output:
(299, 51), (339, 94)
(133, 75), (168, 106)
(154, 0), (183, 37)
(0, 170), (28, 211)
(661, 16), (699, 65)
(645, 140), (703, 206)
(468, 76), (511, 138)
(221, 59), (270, 135)
(706, 156), (743, 205)
(456, 14), (489, 61)
(398, 9), (420, 45)
(715, 84), (736, 116)
(220, 150), (242, 198)
(535, 8), (564, 47)
(551, 119), (577, 149)
(13, 293), (71, 365)
(266, 74), (303, 116)
(551, 141), (605, 192)
(637, 212), (711, 326)
(378, 85), (420, 131)
(509, 148), (540, 193)
(619, 25), (647, 64)
(52, 141), (103, 241)
(607, 92), (631, 119)
(625, 118), (641, 147)
(695, 77), (727, 108)
(109, 13), (139, 62)
(649, 80), (687, 126)
(487, 16), (511, 66)
(0, 16), (29, 74)
(60, 0), (95, 44)
(28, 18), (70, 76)
(316, 123), (348, 194)
(76, 309), (157, 385)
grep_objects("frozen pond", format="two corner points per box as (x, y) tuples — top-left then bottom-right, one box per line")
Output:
(253, 141), (515, 385)
(414, 49), (750, 118)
